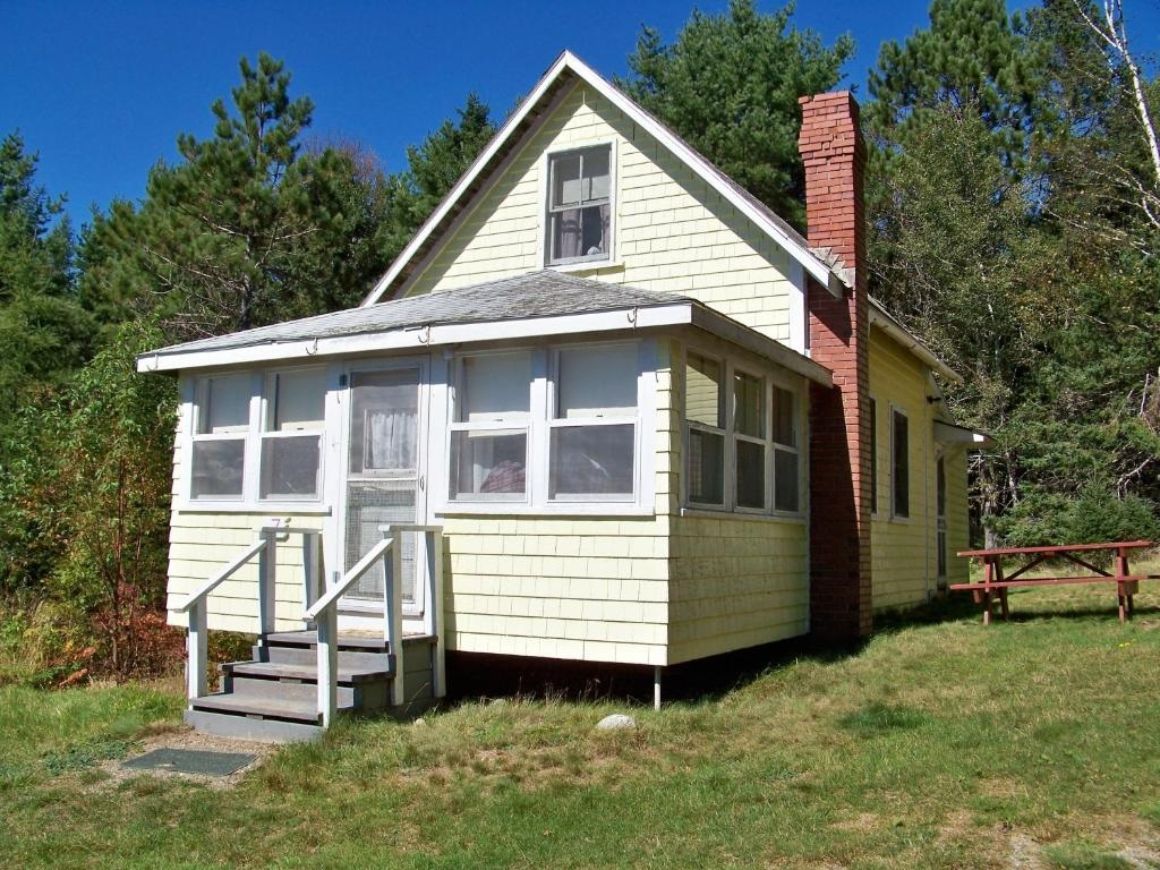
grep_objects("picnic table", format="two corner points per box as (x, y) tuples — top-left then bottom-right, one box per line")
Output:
(951, 540), (1157, 624)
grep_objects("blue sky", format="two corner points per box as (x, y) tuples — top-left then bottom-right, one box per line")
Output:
(3, 1), (1157, 231)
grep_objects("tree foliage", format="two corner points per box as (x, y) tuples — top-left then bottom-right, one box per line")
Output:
(619, 0), (853, 229)
(866, 0), (1160, 542)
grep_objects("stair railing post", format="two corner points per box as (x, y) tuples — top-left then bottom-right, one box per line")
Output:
(258, 527), (278, 640)
(316, 601), (338, 729)
(302, 530), (323, 614)
(382, 527), (405, 708)
(428, 529), (446, 699)
(187, 598), (208, 706)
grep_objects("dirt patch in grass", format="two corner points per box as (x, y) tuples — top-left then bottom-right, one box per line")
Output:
(87, 725), (273, 791)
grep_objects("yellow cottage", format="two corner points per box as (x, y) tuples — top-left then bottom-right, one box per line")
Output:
(139, 52), (987, 741)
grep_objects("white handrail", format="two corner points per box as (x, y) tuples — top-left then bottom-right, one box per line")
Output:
(304, 535), (394, 621)
(175, 538), (266, 613)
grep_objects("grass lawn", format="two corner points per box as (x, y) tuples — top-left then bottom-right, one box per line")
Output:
(2, 583), (1158, 868)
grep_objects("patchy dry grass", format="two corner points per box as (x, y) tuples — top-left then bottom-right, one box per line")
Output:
(1, 584), (1158, 867)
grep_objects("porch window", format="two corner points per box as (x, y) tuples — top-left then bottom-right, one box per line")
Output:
(772, 385), (800, 513)
(546, 145), (611, 266)
(260, 369), (325, 500)
(449, 352), (531, 500)
(549, 344), (637, 500)
(733, 370), (765, 509)
(686, 353), (725, 506)
(892, 408), (910, 518)
(190, 373), (250, 499)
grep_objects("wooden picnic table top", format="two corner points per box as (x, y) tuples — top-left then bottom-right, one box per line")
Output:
(957, 540), (1153, 559)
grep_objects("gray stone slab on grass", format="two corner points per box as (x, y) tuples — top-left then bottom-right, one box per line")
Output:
(122, 748), (256, 777)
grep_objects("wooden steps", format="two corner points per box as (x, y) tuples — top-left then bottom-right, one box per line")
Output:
(185, 630), (434, 743)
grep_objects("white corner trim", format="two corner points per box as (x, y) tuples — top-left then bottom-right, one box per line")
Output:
(359, 50), (845, 307)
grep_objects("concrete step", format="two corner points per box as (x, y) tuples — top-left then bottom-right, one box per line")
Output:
(183, 709), (322, 743)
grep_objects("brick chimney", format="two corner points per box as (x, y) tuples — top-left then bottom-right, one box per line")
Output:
(798, 92), (872, 642)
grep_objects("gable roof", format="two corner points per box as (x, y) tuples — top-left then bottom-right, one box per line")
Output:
(361, 50), (849, 307)
(136, 271), (833, 386)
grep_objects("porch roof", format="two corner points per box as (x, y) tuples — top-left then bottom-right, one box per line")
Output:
(136, 271), (833, 386)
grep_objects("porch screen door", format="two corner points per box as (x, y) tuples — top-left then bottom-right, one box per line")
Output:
(343, 367), (423, 613)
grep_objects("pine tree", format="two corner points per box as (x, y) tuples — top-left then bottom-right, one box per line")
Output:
(618, 0), (853, 229)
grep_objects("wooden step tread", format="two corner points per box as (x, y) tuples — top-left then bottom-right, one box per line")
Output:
(226, 661), (392, 684)
(264, 630), (434, 650)
(191, 693), (348, 723)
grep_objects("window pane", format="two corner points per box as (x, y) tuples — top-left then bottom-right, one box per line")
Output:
(688, 428), (725, 504)
(893, 411), (910, 517)
(270, 370), (325, 431)
(772, 387), (796, 446)
(734, 372), (764, 438)
(450, 430), (527, 498)
(349, 369), (419, 475)
(260, 435), (320, 499)
(460, 353), (531, 422)
(199, 375), (249, 434)
(551, 205), (608, 261)
(583, 148), (610, 201)
(686, 354), (722, 427)
(774, 448), (799, 512)
(735, 439), (765, 508)
(550, 424), (634, 497)
(191, 439), (245, 498)
(557, 345), (637, 419)
(551, 153), (582, 207)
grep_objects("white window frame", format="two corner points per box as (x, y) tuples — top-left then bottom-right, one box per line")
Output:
(446, 348), (535, 505)
(770, 379), (803, 516)
(890, 404), (911, 521)
(541, 139), (617, 271)
(439, 338), (653, 516)
(180, 368), (331, 513)
(684, 351), (728, 510)
(546, 341), (639, 504)
(258, 366), (327, 503)
(681, 346), (806, 520)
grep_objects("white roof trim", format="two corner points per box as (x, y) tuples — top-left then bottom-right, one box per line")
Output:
(869, 299), (962, 384)
(135, 301), (833, 387)
(360, 50), (845, 307)
(934, 420), (992, 447)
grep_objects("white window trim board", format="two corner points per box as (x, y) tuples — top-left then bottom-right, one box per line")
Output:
(540, 137), (618, 270)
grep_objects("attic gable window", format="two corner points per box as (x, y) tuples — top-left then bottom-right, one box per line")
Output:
(546, 145), (611, 266)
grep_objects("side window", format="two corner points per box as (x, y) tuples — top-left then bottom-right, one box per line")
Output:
(449, 352), (531, 501)
(260, 369), (325, 500)
(892, 408), (910, 518)
(772, 386), (800, 513)
(549, 344), (637, 500)
(733, 370), (765, 509)
(869, 398), (878, 515)
(685, 353), (726, 506)
(546, 145), (611, 266)
(190, 374), (251, 500)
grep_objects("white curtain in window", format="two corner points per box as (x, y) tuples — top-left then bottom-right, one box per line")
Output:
(366, 409), (416, 471)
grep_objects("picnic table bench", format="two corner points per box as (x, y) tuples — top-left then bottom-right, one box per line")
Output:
(951, 540), (1158, 624)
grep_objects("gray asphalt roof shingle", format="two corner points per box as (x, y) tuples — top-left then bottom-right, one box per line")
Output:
(147, 271), (690, 357)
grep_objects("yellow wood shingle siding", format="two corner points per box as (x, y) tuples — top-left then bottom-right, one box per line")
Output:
(438, 340), (677, 666)
(406, 84), (800, 345)
(869, 327), (970, 608)
(165, 397), (325, 632)
(667, 335), (810, 664)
